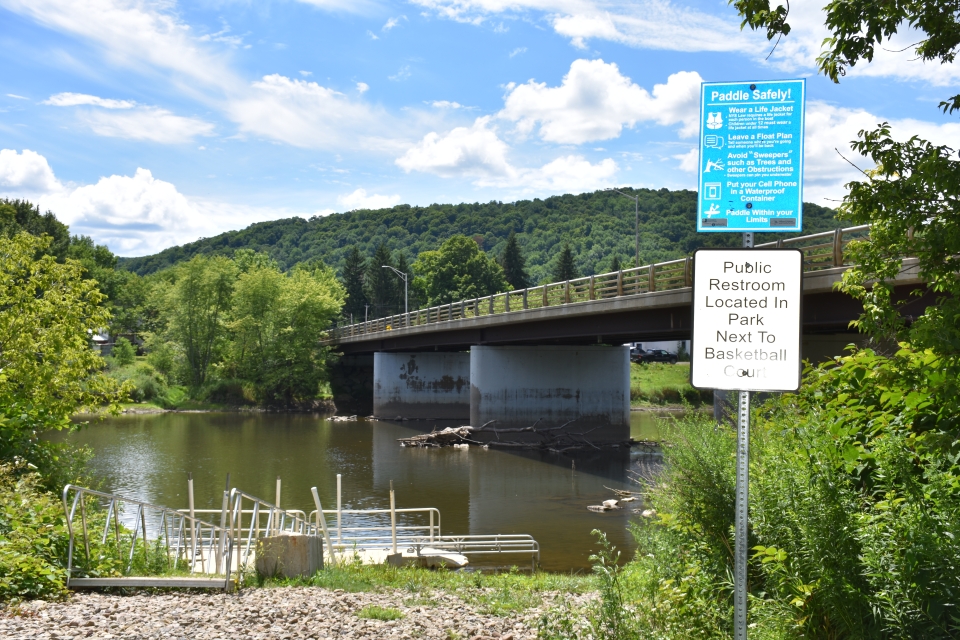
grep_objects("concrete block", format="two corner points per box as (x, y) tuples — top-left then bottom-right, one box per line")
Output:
(470, 345), (630, 443)
(374, 352), (470, 419)
(255, 533), (323, 579)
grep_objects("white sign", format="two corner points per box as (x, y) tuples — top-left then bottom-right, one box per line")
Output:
(690, 249), (802, 392)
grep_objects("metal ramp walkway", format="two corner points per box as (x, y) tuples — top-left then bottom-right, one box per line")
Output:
(61, 476), (540, 591)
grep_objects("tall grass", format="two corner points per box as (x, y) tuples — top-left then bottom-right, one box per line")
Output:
(606, 347), (960, 639)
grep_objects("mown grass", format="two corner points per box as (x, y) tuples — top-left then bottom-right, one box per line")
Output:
(629, 362), (711, 407)
(265, 563), (596, 616)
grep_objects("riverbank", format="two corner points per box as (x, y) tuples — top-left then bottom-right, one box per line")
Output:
(2, 585), (594, 640)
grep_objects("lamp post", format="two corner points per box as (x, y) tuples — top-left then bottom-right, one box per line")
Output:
(381, 265), (408, 317)
(606, 188), (639, 268)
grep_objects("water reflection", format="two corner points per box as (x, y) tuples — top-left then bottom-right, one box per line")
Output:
(56, 410), (677, 570)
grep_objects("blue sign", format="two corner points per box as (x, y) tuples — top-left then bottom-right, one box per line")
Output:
(697, 79), (805, 233)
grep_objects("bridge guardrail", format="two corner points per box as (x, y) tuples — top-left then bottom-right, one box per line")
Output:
(327, 224), (871, 342)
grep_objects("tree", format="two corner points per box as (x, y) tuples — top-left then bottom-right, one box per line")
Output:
(227, 261), (344, 406)
(365, 243), (397, 318)
(161, 255), (237, 388)
(412, 235), (509, 306)
(499, 231), (529, 289)
(0, 232), (123, 479)
(608, 255), (622, 273)
(552, 243), (578, 281)
(0, 199), (70, 260)
(731, 1), (960, 360)
(341, 246), (367, 322)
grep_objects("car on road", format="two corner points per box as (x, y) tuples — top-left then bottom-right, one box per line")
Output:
(631, 348), (678, 364)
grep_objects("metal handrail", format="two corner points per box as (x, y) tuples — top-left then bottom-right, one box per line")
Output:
(61, 485), (234, 587)
(307, 507), (441, 548)
(228, 488), (318, 570)
(327, 224), (872, 342)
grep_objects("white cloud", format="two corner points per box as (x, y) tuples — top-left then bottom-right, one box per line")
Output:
(0, 148), (307, 255)
(500, 60), (702, 144)
(430, 100), (464, 109)
(338, 188), (402, 210)
(389, 65), (412, 81)
(44, 92), (136, 109)
(299, 70), (313, 77)
(227, 74), (393, 150)
(79, 107), (215, 143)
(412, 0), (753, 52)
(43, 93), (214, 143)
(0, 0), (241, 96)
(0, 148), (64, 194)
(357, 82), (370, 93)
(509, 47), (526, 57)
(383, 16), (406, 31)
(396, 117), (512, 178)
(674, 147), (698, 173)
(366, 29), (380, 40)
(395, 117), (617, 192)
(6, 94), (28, 100)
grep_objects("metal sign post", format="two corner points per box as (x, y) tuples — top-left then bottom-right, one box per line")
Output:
(735, 389), (750, 640)
(689, 247), (803, 639)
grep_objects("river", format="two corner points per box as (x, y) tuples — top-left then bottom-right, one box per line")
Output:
(56, 412), (674, 571)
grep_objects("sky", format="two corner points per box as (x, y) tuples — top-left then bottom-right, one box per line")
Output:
(1, 0), (959, 257)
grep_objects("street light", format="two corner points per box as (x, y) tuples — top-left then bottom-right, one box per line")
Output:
(381, 265), (408, 317)
(606, 188), (639, 268)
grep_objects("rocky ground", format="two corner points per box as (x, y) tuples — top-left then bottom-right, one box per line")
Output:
(1, 586), (590, 640)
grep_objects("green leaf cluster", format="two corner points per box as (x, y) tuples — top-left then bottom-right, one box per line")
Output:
(148, 252), (345, 407)
(620, 345), (960, 638)
(411, 235), (508, 307)
(0, 232), (125, 478)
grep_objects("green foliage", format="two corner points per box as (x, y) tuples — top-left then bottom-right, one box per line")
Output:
(620, 346), (960, 639)
(412, 235), (509, 306)
(365, 243), (400, 317)
(119, 191), (840, 285)
(0, 199), (70, 260)
(159, 255), (238, 389)
(0, 463), (69, 602)
(730, 1), (960, 364)
(0, 232), (125, 479)
(552, 243), (579, 282)
(839, 126), (960, 358)
(111, 337), (136, 367)
(499, 231), (530, 289)
(341, 246), (368, 321)
(356, 605), (404, 621)
(224, 262), (344, 406)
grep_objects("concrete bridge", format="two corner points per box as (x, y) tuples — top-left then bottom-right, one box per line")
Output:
(326, 225), (930, 441)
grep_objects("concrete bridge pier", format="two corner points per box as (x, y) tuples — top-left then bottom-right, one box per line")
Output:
(469, 345), (631, 444)
(373, 352), (471, 420)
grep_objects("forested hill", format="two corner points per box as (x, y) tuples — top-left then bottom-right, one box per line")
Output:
(120, 189), (840, 282)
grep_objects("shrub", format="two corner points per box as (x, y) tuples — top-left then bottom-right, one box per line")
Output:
(111, 337), (136, 367)
(0, 462), (69, 602)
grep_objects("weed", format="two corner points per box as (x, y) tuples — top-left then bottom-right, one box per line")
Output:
(356, 605), (404, 621)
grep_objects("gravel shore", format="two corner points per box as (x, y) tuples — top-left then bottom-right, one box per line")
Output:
(1, 587), (589, 640)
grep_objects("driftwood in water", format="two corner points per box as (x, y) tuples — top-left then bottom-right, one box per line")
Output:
(397, 420), (632, 453)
